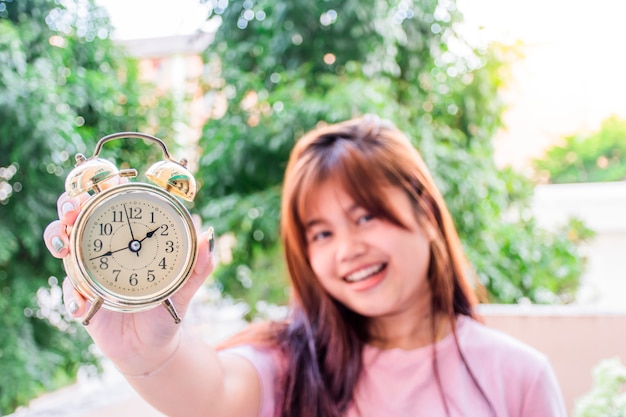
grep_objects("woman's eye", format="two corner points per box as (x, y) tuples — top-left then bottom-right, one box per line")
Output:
(309, 230), (331, 242)
(357, 213), (374, 225)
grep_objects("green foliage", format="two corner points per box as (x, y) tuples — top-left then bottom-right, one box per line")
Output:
(195, 0), (589, 311)
(574, 357), (626, 417)
(534, 115), (626, 184)
(0, 0), (179, 412)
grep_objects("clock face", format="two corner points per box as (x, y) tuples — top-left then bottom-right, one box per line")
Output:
(74, 185), (195, 302)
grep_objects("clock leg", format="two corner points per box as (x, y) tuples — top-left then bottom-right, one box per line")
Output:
(162, 298), (182, 324)
(82, 296), (104, 326)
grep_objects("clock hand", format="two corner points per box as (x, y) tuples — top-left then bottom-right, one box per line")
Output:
(89, 245), (130, 260)
(92, 226), (161, 260)
(138, 226), (162, 243)
(123, 204), (138, 257)
(112, 226), (161, 258)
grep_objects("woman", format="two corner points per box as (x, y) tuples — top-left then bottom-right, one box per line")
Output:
(44, 115), (566, 417)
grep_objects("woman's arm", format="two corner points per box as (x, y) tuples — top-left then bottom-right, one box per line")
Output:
(120, 329), (263, 417)
(44, 192), (263, 417)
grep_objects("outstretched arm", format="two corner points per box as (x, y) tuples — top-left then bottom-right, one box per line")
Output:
(44, 192), (263, 417)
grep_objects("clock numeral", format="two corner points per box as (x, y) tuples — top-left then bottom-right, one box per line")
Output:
(128, 207), (142, 220)
(99, 223), (113, 235)
(158, 257), (167, 269)
(99, 257), (109, 269)
(112, 210), (123, 222)
(113, 270), (155, 286)
(165, 241), (174, 253)
(129, 273), (138, 286)
(150, 212), (156, 223)
(160, 224), (169, 236)
(93, 239), (103, 252)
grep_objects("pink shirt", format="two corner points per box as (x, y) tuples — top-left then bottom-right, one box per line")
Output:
(224, 315), (566, 417)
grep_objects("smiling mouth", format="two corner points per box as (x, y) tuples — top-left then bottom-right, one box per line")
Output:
(343, 263), (387, 283)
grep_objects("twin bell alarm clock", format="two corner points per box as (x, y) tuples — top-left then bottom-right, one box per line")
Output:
(62, 132), (198, 325)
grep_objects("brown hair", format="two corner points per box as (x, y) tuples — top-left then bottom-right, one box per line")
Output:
(222, 115), (486, 417)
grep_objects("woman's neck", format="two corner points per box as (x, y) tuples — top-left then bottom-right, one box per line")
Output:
(366, 309), (451, 350)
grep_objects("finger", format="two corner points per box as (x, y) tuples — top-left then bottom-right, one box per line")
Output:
(56, 193), (82, 229)
(62, 277), (87, 319)
(44, 220), (69, 258)
(193, 227), (215, 278)
(58, 176), (127, 227)
(171, 228), (215, 308)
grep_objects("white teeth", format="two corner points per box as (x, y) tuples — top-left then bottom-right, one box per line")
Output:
(344, 264), (384, 282)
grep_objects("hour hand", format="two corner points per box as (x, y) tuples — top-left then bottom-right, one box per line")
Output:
(89, 245), (128, 260)
(139, 226), (161, 243)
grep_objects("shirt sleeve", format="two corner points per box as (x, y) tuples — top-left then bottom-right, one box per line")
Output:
(520, 358), (568, 417)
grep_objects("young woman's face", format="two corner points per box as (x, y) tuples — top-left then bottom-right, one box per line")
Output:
(304, 178), (432, 320)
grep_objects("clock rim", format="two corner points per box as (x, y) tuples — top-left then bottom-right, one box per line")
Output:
(63, 182), (198, 312)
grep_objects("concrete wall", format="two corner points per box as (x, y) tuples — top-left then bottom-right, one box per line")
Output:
(482, 304), (626, 415)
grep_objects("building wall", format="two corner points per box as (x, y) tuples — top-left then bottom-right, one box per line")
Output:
(532, 181), (626, 308)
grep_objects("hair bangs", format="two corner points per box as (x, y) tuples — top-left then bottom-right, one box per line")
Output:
(294, 135), (407, 235)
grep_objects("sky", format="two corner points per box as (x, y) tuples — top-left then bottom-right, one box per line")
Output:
(94, 0), (209, 39)
(461, 0), (626, 169)
(95, 0), (626, 169)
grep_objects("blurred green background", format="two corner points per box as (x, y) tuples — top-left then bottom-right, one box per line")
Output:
(0, 0), (608, 413)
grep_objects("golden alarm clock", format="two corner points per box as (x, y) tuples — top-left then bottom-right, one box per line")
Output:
(63, 132), (198, 325)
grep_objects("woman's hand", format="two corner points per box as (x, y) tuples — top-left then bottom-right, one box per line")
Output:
(43, 190), (215, 375)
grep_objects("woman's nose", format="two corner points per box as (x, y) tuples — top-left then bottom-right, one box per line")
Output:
(336, 231), (367, 262)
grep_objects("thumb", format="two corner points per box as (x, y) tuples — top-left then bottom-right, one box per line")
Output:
(193, 227), (215, 278)
(171, 227), (215, 308)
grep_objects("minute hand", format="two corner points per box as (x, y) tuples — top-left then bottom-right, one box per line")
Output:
(123, 204), (136, 241)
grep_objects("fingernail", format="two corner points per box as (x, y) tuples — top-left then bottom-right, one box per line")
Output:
(207, 227), (215, 253)
(68, 300), (79, 316)
(52, 236), (66, 254)
(61, 201), (75, 217)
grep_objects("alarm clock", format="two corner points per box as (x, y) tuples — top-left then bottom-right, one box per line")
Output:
(62, 132), (198, 325)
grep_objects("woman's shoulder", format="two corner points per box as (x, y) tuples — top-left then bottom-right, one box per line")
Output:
(457, 314), (551, 373)
(457, 314), (567, 415)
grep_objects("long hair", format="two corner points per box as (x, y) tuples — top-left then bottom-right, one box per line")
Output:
(222, 115), (486, 417)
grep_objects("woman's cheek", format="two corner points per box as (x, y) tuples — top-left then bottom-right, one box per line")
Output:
(308, 246), (331, 282)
